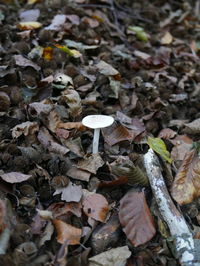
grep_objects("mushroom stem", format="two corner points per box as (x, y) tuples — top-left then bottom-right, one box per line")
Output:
(93, 128), (100, 154)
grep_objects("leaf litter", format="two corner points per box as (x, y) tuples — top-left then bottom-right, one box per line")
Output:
(1, 0), (200, 265)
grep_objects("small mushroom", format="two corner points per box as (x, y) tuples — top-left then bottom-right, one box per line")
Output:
(82, 115), (114, 154)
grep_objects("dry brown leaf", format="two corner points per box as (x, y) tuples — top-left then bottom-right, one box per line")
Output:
(102, 122), (134, 146)
(53, 181), (82, 202)
(119, 190), (156, 247)
(170, 135), (193, 162)
(37, 127), (69, 155)
(12, 121), (39, 138)
(161, 32), (173, 44)
(14, 55), (41, 71)
(171, 150), (200, 205)
(77, 154), (104, 174)
(53, 219), (82, 245)
(82, 17), (99, 28)
(0, 172), (32, 183)
(28, 101), (53, 117)
(67, 166), (91, 182)
(83, 193), (109, 222)
(60, 89), (82, 118)
(58, 122), (86, 131)
(48, 202), (82, 218)
(44, 110), (61, 133)
(158, 128), (177, 139)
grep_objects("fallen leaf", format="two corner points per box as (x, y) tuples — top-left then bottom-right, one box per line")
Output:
(0, 200), (6, 233)
(102, 121), (134, 146)
(158, 128), (177, 139)
(0, 172), (31, 183)
(171, 149), (200, 205)
(170, 135), (193, 162)
(37, 127), (69, 155)
(45, 14), (67, 31)
(60, 89), (82, 118)
(77, 154), (104, 174)
(83, 193), (109, 222)
(42, 47), (54, 60)
(14, 55), (41, 71)
(88, 246), (131, 266)
(53, 219), (82, 245)
(48, 202), (82, 218)
(54, 181), (82, 202)
(128, 26), (148, 42)
(66, 14), (80, 25)
(161, 32), (173, 44)
(67, 166), (91, 182)
(28, 101), (53, 117)
(82, 17), (99, 28)
(17, 21), (42, 30)
(20, 9), (40, 22)
(39, 221), (54, 247)
(37, 209), (53, 220)
(64, 39), (98, 51)
(58, 122), (86, 131)
(147, 137), (172, 163)
(12, 121), (39, 138)
(96, 60), (119, 76)
(119, 190), (156, 246)
(184, 118), (200, 134)
(99, 176), (128, 188)
(54, 44), (82, 58)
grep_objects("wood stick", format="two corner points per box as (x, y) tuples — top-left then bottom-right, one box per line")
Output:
(143, 148), (196, 265)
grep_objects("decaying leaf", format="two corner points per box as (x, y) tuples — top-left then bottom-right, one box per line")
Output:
(42, 47), (54, 60)
(77, 154), (104, 174)
(53, 219), (81, 245)
(0, 172), (31, 183)
(83, 193), (109, 222)
(54, 181), (82, 202)
(54, 44), (82, 58)
(12, 121), (39, 139)
(171, 150), (200, 205)
(147, 137), (172, 163)
(119, 190), (156, 247)
(88, 246), (131, 266)
(48, 202), (82, 218)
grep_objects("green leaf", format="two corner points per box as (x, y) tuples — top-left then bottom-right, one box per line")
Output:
(147, 137), (172, 163)
(128, 26), (148, 42)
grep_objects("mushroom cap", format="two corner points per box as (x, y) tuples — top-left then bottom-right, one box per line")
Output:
(82, 115), (114, 129)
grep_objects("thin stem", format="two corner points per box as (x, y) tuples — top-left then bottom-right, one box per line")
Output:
(93, 128), (100, 154)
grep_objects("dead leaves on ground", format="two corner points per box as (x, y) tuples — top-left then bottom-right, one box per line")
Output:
(119, 190), (156, 247)
(171, 149), (200, 205)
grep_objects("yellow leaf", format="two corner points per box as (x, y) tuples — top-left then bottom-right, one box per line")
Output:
(147, 137), (172, 163)
(54, 44), (82, 58)
(42, 47), (53, 60)
(17, 22), (42, 30)
(27, 0), (40, 3)
(161, 32), (173, 45)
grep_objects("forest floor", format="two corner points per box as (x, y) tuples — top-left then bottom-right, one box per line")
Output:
(1, 0), (200, 265)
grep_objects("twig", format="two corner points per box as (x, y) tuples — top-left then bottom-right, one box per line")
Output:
(143, 149), (196, 266)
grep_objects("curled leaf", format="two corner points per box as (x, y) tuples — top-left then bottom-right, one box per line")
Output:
(54, 44), (82, 58)
(12, 121), (39, 138)
(147, 137), (172, 163)
(171, 150), (200, 205)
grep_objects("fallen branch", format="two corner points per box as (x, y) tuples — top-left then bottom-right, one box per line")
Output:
(143, 148), (196, 266)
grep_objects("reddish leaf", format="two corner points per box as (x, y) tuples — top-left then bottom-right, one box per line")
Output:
(119, 190), (156, 247)
(99, 176), (128, 188)
(171, 150), (200, 205)
(102, 122), (134, 146)
(53, 219), (82, 245)
(170, 135), (193, 162)
(0, 172), (31, 183)
(48, 202), (82, 218)
(83, 193), (109, 222)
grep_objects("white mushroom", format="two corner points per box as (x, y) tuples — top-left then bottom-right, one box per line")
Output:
(82, 115), (114, 154)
